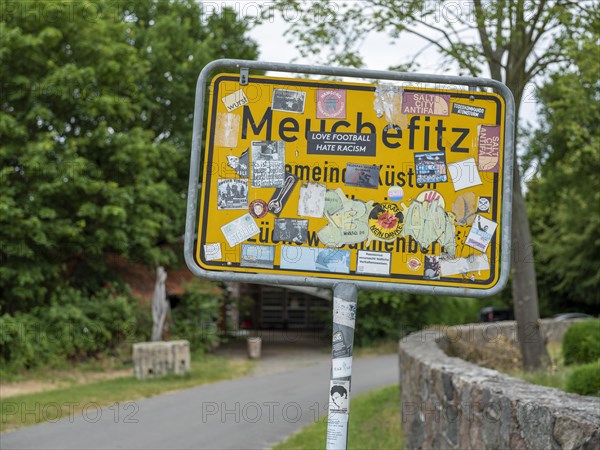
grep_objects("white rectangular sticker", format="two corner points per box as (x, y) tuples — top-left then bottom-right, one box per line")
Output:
(332, 356), (353, 378)
(221, 89), (248, 112)
(220, 213), (260, 247)
(251, 140), (285, 188)
(448, 157), (482, 191)
(326, 414), (348, 450)
(204, 243), (222, 261)
(441, 255), (490, 276)
(298, 182), (326, 217)
(356, 251), (391, 275)
(333, 297), (356, 329)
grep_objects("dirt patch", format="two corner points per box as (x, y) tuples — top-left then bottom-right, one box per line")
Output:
(0, 369), (132, 398)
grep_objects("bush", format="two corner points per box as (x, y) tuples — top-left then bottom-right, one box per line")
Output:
(563, 319), (600, 365)
(566, 360), (600, 396)
(170, 280), (223, 352)
(0, 313), (38, 372)
(0, 288), (138, 375)
(354, 291), (481, 346)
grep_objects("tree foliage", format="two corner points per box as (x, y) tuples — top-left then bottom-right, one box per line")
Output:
(526, 9), (600, 313)
(269, 0), (596, 368)
(0, 0), (258, 312)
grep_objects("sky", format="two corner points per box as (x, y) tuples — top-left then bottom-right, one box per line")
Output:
(200, 1), (539, 131)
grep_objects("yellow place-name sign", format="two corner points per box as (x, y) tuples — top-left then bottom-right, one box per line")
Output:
(195, 73), (508, 291)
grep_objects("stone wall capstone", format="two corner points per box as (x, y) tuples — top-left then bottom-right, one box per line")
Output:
(398, 320), (600, 450)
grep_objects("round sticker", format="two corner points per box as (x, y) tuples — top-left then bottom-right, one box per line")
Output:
(368, 203), (404, 242)
(388, 186), (404, 202)
(249, 199), (268, 219)
(407, 257), (422, 272)
(477, 197), (491, 213)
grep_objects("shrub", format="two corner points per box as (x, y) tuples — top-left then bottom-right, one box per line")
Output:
(565, 360), (600, 396)
(354, 291), (481, 346)
(563, 319), (600, 365)
(0, 313), (38, 372)
(0, 288), (138, 374)
(170, 280), (223, 352)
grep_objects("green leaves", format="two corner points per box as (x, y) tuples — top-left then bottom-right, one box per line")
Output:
(1, 0), (258, 312)
(526, 12), (600, 312)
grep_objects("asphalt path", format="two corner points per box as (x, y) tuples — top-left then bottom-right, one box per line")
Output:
(1, 354), (399, 450)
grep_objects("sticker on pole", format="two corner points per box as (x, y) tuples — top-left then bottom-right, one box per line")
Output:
(191, 72), (512, 294)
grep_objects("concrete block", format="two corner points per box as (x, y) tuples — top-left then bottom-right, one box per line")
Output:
(132, 340), (190, 379)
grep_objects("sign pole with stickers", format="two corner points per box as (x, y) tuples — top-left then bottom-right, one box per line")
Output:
(184, 60), (515, 450)
(327, 283), (357, 449)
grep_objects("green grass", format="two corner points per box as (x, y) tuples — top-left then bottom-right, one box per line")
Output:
(274, 385), (403, 450)
(506, 341), (585, 392)
(1, 354), (253, 432)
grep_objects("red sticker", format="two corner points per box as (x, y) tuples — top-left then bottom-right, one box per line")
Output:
(407, 257), (422, 272)
(249, 199), (268, 218)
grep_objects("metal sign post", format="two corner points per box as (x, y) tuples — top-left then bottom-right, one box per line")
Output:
(326, 283), (357, 449)
(184, 59), (515, 450)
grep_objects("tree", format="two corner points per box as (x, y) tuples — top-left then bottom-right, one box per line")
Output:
(526, 9), (600, 314)
(0, 0), (258, 312)
(269, 0), (594, 369)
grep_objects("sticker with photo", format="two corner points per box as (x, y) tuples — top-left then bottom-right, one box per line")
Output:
(249, 199), (268, 219)
(226, 148), (249, 178)
(298, 182), (326, 218)
(272, 89), (306, 114)
(220, 213), (260, 247)
(217, 179), (248, 210)
(344, 163), (380, 189)
(317, 89), (346, 119)
(414, 151), (448, 184)
(267, 172), (298, 216)
(251, 140), (285, 188)
(329, 380), (350, 414)
(423, 255), (441, 280)
(204, 243), (222, 261)
(465, 215), (498, 252)
(280, 246), (350, 274)
(273, 218), (308, 244)
(240, 244), (275, 269)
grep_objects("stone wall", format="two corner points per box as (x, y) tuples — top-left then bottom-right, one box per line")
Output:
(399, 320), (600, 450)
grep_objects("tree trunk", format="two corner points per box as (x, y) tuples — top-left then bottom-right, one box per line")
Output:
(510, 158), (549, 370)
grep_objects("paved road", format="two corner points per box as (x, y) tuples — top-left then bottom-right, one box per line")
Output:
(1, 354), (398, 450)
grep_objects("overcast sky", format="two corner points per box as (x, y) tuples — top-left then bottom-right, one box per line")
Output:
(200, 1), (538, 130)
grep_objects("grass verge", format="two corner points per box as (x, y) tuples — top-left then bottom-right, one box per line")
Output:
(1, 353), (253, 432)
(274, 385), (402, 450)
